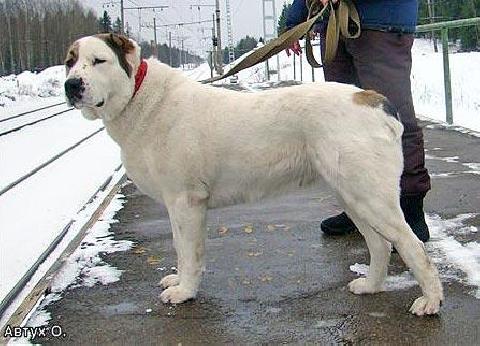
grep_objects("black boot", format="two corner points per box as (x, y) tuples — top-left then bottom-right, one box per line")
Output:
(320, 196), (430, 242)
(320, 212), (358, 235)
(400, 194), (430, 242)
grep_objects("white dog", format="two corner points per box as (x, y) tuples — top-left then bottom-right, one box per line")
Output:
(64, 34), (443, 315)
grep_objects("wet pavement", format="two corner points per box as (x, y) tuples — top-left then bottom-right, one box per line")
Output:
(32, 118), (480, 345)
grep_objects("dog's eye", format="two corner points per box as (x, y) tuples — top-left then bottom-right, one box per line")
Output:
(93, 58), (107, 65)
(65, 59), (74, 68)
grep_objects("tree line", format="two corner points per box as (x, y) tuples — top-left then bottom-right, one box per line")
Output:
(418, 0), (479, 50)
(0, 0), (202, 76)
(277, 1), (480, 51)
(0, 0), (99, 75)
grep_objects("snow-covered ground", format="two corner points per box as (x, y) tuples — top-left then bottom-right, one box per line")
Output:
(0, 66), (66, 119)
(411, 39), (480, 131)
(0, 65), (122, 325)
(6, 190), (132, 343)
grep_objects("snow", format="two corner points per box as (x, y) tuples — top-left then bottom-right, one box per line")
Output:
(0, 61), (129, 325)
(0, 133), (121, 301)
(7, 193), (132, 343)
(0, 66), (65, 111)
(427, 213), (480, 299)
(49, 194), (132, 292)
(425, 152), (480, 177)
(0, 111), (103, 191)
(0, 168), (126, 330)
(411, 40), (480, 131)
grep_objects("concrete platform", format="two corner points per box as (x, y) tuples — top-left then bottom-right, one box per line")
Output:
(33, 119), (480, 345)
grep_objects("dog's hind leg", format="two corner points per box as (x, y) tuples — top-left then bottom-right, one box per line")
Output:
(344, 212), (391, 294)
(342, 191), (443, 315)
(160, 192), (207, 304)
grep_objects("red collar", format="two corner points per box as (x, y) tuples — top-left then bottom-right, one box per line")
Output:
(133, 60), (148, 98)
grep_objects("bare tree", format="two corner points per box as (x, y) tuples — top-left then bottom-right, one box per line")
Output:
(0, 0), (101, 75)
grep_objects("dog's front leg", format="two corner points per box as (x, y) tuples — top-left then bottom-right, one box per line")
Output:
(160, 193), (207, 304)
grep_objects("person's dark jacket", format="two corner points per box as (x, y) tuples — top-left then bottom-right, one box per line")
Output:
(286, 0), (419, 34)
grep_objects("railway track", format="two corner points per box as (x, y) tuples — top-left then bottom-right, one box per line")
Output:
(0, 101), (67, 123)
(0, 102), (122, 327)
(0, 127), (105, 197)
(0, 167), (126, 337)
(0, 103), (74, 137)
(0, 103), (104, 196)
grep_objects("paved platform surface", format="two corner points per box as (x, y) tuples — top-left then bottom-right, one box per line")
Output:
(33, 118), (480, 345)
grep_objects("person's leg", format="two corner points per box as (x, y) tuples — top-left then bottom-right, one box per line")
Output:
(320, 35), (359, 85)
(318, 34), (361, 235)
(345, 30), (431, 241)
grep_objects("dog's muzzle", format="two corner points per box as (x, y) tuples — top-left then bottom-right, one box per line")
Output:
(64, 77), (84, 105)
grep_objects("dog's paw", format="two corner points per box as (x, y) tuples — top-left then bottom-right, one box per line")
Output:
(348, 278), (384, 295)
(160, 285), (196, 304)
(409, 296), (441, 316)
(159, 274), (180, 288)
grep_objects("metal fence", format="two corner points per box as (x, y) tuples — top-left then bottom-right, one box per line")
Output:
(416, 17), (480, 124)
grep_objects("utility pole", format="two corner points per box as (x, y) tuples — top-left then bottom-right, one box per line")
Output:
(180, 39), (184, 68)
(225, 0), (235, 65)
(185, 49), (188, 68)
(225, 0), (237, 82)
(212, 13), (217, 71)
(272, 0), (280, 81)
(138, 9), (142, 42)
(427, 0), (438, 52)
(153, 17), (158, 58)
(169, 31), (173, 67)
(215, 0), (223, 75)
(191, 3), (215, 63)
(262, 0), (280, 81)
(209, 51), (214, 77)
(122, 4), (169, 39)
(120, 0), (124, 34)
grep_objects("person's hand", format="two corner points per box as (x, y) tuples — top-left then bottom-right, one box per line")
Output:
(285, 40), (302, 56)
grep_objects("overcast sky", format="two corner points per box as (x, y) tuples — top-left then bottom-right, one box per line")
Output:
(83, 0), (291, 57)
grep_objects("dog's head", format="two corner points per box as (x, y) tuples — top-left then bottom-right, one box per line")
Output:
(64, 34), (141, 121)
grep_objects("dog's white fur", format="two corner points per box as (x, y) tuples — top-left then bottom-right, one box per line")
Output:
(66, 35), (443, 315)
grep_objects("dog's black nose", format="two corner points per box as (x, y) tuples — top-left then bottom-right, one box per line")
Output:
(64, 77), (84, 100)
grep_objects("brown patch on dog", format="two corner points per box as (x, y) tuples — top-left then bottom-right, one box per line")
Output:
(95, 33), (135, 77)
(353, 90), (386, 108)
(353, 90), (399, 119)
(64, 41), (79, 74)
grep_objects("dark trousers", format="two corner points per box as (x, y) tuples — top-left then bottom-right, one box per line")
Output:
(320, 30), (431, 196)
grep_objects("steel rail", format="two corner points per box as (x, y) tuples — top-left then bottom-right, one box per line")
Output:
(0, 127), (105, 197)
(0, 108), (74, 137)
(0, 102), (67, 123)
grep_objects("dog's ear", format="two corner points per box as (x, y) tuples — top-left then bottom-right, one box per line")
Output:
(109, 33), (136, 54)
(96, 33), (141, 78)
